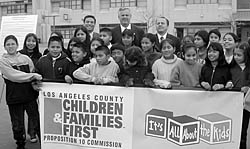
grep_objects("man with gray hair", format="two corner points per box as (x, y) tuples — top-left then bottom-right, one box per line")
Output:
(111, 7), (144, 47)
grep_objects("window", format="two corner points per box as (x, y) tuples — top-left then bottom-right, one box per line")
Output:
(100, 0), (110, 9)
(187, 0), (218, 4)
(237, 0), (250, 9)
(0, 1), (32, 14)
(51, 2), (60, 12)
(175, 0), (187, 7)
(218, 0), (232, 6)
(108, 0), (146, 8)
(82, 0), (91, 10)
(55, 25), (81, 39)
(51, 0), (90, 11)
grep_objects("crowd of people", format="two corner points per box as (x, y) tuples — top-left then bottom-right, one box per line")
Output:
(0, 7), (249, 149)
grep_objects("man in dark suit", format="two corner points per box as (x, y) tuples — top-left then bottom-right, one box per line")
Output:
(111, 7), (144, 47)
(82, 15), (99, 40)
(155, 16), (181, 55)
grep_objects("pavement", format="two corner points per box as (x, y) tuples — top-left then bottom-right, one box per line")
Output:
(0, 78), (40, 149)
(0, 77), (250, 149)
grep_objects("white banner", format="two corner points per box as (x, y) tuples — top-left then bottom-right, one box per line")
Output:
(40, 83), (244, 149)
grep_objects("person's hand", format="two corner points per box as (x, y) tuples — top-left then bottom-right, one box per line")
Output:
(225, 81), (233, 89)
(31, 73), (42, 81)
(144, 79), (155, 88)
(93, 77), (103, 84)
(65, 75), (73, 84)
(212, 84), (224, 91)
(125, 78), (134, 87)
(201, 82), (211, 90)
(241, 86), (249, 94)
(32, 81), (42, 91)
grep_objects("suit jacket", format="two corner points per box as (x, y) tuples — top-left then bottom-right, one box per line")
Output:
(111, 24), (144, 47)
(155, 33), (181, 54)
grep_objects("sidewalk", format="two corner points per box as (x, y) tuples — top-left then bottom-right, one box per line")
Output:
(0, 78), (40, 149)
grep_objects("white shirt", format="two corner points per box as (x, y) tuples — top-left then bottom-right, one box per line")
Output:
(120, 24), (131, 33)
(157, 32), (168, 42)
(107, 43), (112, 49)
(89, 32), (93, 40)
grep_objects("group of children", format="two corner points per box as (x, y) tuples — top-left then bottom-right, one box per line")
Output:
(0, 26), (249, 149)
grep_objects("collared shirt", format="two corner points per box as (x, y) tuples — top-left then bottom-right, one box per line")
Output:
(107, 43), (112, 49)
(157, 32), (168, 42)
(120, 24), (131, 33)
(89, 32), (93, 40)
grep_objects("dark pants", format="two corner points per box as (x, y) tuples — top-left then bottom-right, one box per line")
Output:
(8, 100), (40, 146)
(240, 109), (250, 149)
(27, 99), (40, 138)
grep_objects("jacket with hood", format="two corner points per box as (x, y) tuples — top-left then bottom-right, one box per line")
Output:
(0, 52), (39, 104)
(35, 52), (71, 81)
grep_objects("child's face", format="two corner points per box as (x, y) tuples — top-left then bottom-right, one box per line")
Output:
(162, 42), (175, 59)
(68, 41), (76, 52)
(183, 37), (193, 45)
(122, 35), (133, 46)
(95, 50), (110, 65)
(112, 49), (124, 63)
(48, 41), (62, 57)
(223, 34), (236, 50)
(207, 47), (219, 62)
(100, 32), (112, 46)
(26, 36), (36, 50)
(234, 48), (244, 64)
(184, 47), (197, 65)
(76, 30), (86, 42)
(141, 37), (154, 52)
(5, 39), (18, 55)
(90, 40), (102, 55)
(194, 35), (205, 48)
(209, 33), (220, 43)
(72, 47), (87, 63)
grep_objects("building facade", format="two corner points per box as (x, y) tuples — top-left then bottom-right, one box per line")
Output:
(233, 0), (250, 42)
(0, 0), (237, 43)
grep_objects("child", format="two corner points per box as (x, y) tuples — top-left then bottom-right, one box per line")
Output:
(230, 42), (250, 149)
(180, 35), (195, 59)
(194, 30), (209, 64)
(200, 42), (232, 91)
(65, 37), (82, 60)
(73, 45), (119, 84)
(119, 46), (155, 87)
(0, 35), (42, 149)
(121, 29), (134, 49)
(223, 32), (239, 65)
(152, 38), (182, 88)
(90, 37), (104, 58)
(20, 33), (42, 65)
(43, 31), (66, 55)
(36, 36), (71, 81)
(65, 42), (90, 84)
(141, 33), (161, 68)
(182, 35), (195, 45)
(170, 43), (202, 88)
(111, 43), (125, 69)
(208, 29), (221, 43)
(19, 33), (42, 143)
(100, 28), (112, 49)
(73, 26), (91, 47)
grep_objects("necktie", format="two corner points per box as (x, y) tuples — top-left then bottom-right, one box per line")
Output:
(160, 36), (164, 42)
